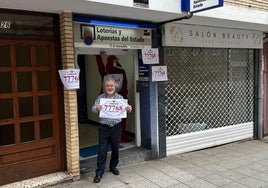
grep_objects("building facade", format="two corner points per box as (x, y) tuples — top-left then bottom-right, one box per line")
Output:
(0, 0), (268, 186)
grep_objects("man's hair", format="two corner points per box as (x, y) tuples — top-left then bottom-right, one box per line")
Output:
(103, 75), (117, 88)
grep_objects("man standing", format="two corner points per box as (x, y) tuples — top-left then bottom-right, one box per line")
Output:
(95, 54), (130, 142)
(91, 76), (132, 183)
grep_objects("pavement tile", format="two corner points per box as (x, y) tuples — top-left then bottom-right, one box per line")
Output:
(185, 167), (213, 178)
(221, 182), (250, 188)
(232, 166), (260, 176)
(252, 172), (268, 183)
(237, 177), (268, 188)
(184, 178), (217, 188)
(199, 163), (227, 173)
(167, 170), (197, 182)
(146, 174), (179, 187)
(216, 169), (247, 181)
(201, 174), (233, 186)
(127, 179), (160, 188)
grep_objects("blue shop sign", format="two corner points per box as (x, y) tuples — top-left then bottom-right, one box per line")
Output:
(182, 0), (224, 13)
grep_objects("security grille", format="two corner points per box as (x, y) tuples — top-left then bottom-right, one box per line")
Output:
(165, 47), (254, 136)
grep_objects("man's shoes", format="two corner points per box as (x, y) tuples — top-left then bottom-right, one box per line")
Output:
(93, 175), (102, 183)
(110, 167), (120, 175)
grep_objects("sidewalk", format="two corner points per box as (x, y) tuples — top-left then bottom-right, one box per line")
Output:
(53, 139), (268, 188)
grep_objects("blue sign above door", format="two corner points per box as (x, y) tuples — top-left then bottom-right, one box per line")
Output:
(182, 0), (224, 13)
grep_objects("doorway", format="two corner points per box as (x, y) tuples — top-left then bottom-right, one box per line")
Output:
(76, 49), (139, 159)
(0, 39), (63, 185)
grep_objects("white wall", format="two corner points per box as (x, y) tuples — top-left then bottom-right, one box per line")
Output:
(87, 0), (181, 13)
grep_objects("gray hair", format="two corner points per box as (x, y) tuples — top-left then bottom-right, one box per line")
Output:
(103, 75), (118, 89)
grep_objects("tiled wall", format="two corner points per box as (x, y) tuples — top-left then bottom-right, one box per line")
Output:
(60, 12), (80, 178)
(225, 0), (268, 11)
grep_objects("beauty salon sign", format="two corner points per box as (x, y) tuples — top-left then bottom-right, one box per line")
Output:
(163, 23), (263, 49)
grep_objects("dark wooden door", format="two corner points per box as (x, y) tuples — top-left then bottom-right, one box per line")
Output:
(0, 40), (62, 185)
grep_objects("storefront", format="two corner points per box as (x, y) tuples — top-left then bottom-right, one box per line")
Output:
(72, 15), (160, 168)
(160, 22), (263, 155)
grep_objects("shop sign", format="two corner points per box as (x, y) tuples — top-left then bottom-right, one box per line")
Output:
(163, 23), (263, 49)
(133, 0), (149, 8)
(138, 50), (149, 81)
(182, 0), (224, 13)
(76, 24), (152, 49)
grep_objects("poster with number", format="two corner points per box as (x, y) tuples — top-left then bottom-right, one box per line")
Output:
(99, 98), (128, 118)
(141, 48), (159, 64)
(152, 66), (168, 82)
(58, 69), (80, 89)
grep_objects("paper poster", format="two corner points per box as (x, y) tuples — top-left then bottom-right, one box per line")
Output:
(58, 69), (80, 89)
(152, 66), (168, 82)
(99, 98), (128, 118)
(142, 48), (159, 64)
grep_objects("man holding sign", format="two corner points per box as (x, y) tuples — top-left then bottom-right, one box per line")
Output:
(91, 76), (132, 183)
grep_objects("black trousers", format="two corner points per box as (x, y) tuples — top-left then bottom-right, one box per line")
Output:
(95, 122), (122, 176)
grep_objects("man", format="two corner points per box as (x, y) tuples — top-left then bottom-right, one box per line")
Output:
(95, 54), (130, 142)
(91, 76), (132, 183)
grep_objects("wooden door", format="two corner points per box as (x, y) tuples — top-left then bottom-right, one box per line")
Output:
(0, 40), (63, 185)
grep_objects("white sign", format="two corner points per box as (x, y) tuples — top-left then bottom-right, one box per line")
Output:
(182, 0), (223, 13)
(58, 69), (80, 89)
(99, 98), (128, 118)
(152, 66), (168, 82)
(163, 23), (263, 49)
(74, 23), (152, 49)
(142, 48), (159, 64)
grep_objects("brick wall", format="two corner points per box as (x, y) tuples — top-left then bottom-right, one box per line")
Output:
(59, 12), (80, 178)
(225, 0), (268, 11)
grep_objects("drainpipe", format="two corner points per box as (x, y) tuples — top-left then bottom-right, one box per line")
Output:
(158, 12), (193, 25)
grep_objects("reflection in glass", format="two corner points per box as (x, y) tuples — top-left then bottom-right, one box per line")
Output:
(40, 119), (53, 139)
(15, 45), (31, 67)
(38, 95), (52, 115)
(20, 121), (35, 142)
(17, 72), (32, 92)
(37, 71), (51, 91)
(0, 72), (12, 93)
(36, 46), (49, 66)
(0, 124), (15, 146)
(0, 45), (11, 67)
(0, 99), (13, 119)
(19, 97), (33, 117)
